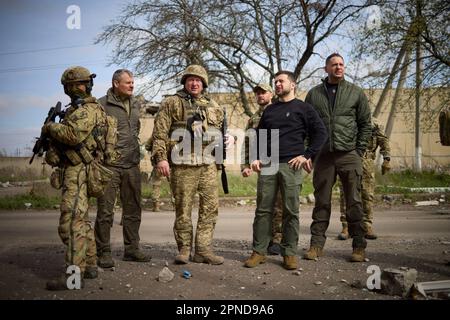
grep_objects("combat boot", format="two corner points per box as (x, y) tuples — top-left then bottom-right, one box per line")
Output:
(303, 246), (324, 260)
(46, 273), (84, 291)
(97, 252), (115, 268)
(244, 252), (267, 268)
(350, 248), (366, 262)
(193, 251), (224, 265)
(283, 256), (298, 270)
(338, 226), (349, 240)
(267, 242), (281, 255)
(83, 266), (98, 279)
(152, 201), (160, 212)
(365, 225), (378, 240)
(123, 249), (152, 262)
(174, 247), (191, 264)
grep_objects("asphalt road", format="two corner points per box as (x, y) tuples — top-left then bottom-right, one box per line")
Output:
(1, 205), (449, 248)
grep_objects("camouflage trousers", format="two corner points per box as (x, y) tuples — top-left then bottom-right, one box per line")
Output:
(58, 163), (96, 273)
(339, 157), (375, 230)
(149, 167), (172, 203)
(170, 163), (219, 252)
(272, 191), (283, 244)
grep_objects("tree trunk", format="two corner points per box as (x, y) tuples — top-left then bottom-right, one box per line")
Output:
(385, 47), (412, 138)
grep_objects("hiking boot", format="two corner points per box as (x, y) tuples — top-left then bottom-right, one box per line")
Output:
(83, 266), (98, 279)
(267, 242), (281, 255)
(365, 225), (378, 240)
(152, 201), (160, 212)
(350, 248), (366, 262)
(174, 247), (191, 264)
(283, 256), (298, 270)
(193, 251), (224, 265)
(244, 252), (267, 268)
(338, 226), (349, 240)
(46, 273), (84, 291)
(123, 250), (152, 262)
(303, 246), (324, 260)
(97, 252), (115, 268)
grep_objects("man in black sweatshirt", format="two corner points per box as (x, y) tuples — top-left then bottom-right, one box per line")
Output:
(244, 70), (327, 270)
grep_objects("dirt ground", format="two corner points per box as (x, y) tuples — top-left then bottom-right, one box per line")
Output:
(0, 203), (449, 303)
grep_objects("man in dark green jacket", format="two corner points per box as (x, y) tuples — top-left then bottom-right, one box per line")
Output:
(95, 69), (151, 268)
(303, 53), (372, 262)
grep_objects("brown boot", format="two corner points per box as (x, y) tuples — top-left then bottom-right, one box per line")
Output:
(174, 247), (191, 264)
(193, 251), (224, 265)
(283, 256), (298, 270)
(350, 248), (366, 262)
(244, 252), (267, 268)
(338, 226), (349, 240)
(152, 201), (160, 212)
(303, 246), (323, 260)
(365, 225), (378, 240)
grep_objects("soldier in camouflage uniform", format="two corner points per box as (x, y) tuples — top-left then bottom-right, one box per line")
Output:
(145, 136), (173, 212)
(44, 66), (111, 290)
(152, 65), (226, 265)
(337, 117), (391, 240)
(241, 83), (283, 255)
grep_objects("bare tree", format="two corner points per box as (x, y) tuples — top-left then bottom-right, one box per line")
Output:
(351, 0), (449, 129)
(96, 0), (378, 116)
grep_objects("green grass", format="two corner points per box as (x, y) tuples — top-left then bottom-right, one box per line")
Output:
(141, 172), (314, 198)
(0, 194), (60, 210)
(375, 169), (450, 193)
(1, 170), (448, 210)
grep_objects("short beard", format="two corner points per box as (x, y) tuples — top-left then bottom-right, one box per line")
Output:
(277, 88), (290, 97)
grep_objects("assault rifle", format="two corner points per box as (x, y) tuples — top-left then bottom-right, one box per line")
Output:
(221, 108), (229, 194)
(29, 101), (63, 164)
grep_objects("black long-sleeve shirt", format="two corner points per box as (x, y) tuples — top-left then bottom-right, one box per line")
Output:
(257, 98), (328, 163)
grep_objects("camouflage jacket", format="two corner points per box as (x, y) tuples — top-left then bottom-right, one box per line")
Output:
(241, 104), (269, 170)
(45, 96), (109, 166)
(152, 89), (224, 166)
(99, 88), (141, 168)
(364, 124), (391, 160)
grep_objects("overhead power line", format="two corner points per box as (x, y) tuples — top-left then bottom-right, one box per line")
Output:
(0, 60), (108, 74)
(0, 44), (94, 56)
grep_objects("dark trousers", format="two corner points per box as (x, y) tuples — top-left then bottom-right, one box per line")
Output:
(95, 165), (142, 255)
(310, 149), (367, 249)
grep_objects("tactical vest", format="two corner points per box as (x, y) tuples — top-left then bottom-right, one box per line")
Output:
(45, 97), (117, 167)
(169, 90), (212, 135)
(168, 90), (224, 165)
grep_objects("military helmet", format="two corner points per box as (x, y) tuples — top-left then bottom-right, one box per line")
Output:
(180, 65), (208, 88)
(61, 66), (96, 85)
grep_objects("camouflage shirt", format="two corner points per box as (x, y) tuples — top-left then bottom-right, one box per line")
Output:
(241, 103), (269, 170)
(46, 97), (105, 148)
(364, 124), (391, 160)
(152, 89), (224, 166)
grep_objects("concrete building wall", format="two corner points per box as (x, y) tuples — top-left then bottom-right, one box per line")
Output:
(138, 88), (450, 173)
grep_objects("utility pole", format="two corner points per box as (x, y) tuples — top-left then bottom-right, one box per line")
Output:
(414, 0), (423, 172)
